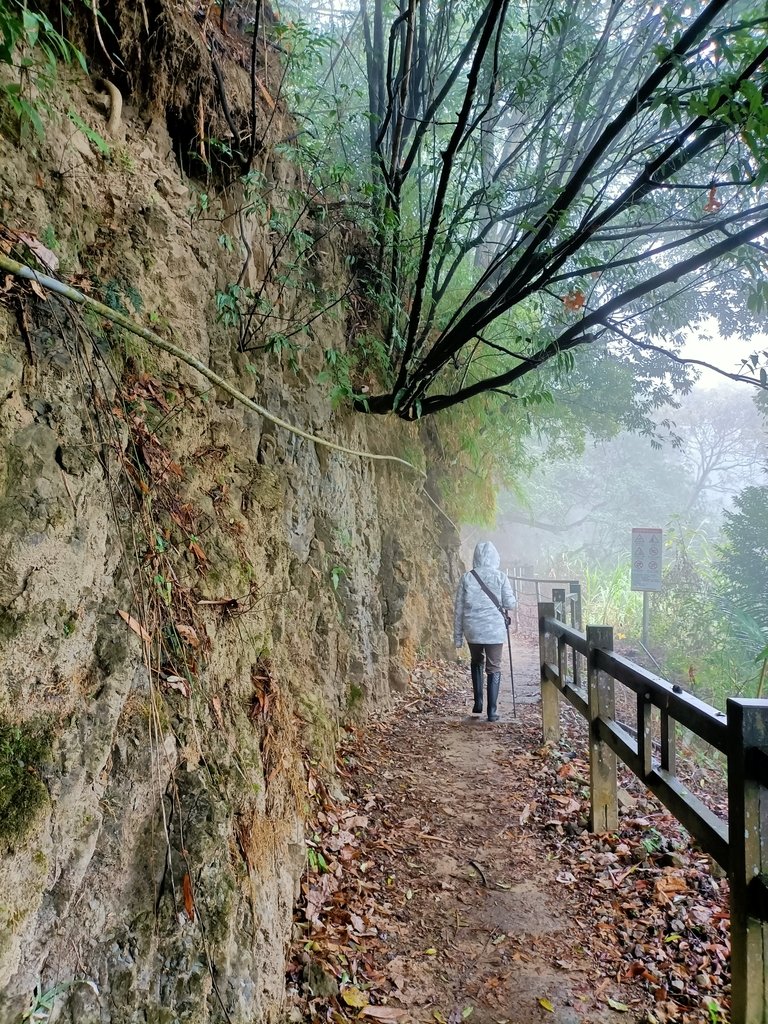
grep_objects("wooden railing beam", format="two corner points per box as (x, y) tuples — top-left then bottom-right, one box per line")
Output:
(595, 721), (730, 868)
(594, 648), (728, 753)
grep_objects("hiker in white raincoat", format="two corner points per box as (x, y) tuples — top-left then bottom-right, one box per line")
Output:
(453, 541), (516, 722)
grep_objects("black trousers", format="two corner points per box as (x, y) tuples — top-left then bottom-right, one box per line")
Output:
(468, 642), (503, 674)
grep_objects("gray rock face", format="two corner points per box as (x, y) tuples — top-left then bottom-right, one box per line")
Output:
(0, 89), (457, 1024)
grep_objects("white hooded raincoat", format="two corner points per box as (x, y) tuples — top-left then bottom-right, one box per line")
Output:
(453, 541), (516, 647)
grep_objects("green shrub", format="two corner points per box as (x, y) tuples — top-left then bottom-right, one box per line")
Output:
(0, 0), (88, 137)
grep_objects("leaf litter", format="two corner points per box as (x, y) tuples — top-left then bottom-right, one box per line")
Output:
(287, 638), (731, 1024)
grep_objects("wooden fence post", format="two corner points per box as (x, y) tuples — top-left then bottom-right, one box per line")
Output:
(660, 710), (676, 774)
(552, 587), (565, 623)
(587, 624), (617, 833)
(552, 588), (567, 690)
(727, 698), (768, 1024)
(539, 602), (559, 744)
(637, 691), (653, 778)
(569, 581), (583, 687)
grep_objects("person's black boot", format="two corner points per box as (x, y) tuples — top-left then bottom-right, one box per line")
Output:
(471, 662), (484, 714)
(487, 673), (501, 722)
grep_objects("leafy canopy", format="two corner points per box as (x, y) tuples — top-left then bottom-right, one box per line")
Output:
(281, 0), (768, 418)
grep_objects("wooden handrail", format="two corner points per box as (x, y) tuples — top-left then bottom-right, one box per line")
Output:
(542, 617), (588, 655)
(594, 647), (729, 753)
(543, 616), (729, 750)
(506, 575), (578, 585)
(538, 602), (768, 1024)
(509, 575), (584, 636)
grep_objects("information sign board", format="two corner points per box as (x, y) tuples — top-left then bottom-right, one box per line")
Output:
(631, 528), (663, 592)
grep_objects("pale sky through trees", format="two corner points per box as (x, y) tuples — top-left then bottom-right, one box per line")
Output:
(681, 318), (768, 391)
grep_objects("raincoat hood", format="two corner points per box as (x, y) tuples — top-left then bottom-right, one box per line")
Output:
(472, 541), (501, 571)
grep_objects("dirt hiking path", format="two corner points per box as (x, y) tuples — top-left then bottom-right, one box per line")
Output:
(356, 641), (639, 1024)
(289, 635), (731, 1024)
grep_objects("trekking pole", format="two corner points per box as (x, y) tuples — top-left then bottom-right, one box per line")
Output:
(506, 618), (517, 718)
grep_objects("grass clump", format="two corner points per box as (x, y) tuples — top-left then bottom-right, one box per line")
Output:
(0, 719), (51, 845)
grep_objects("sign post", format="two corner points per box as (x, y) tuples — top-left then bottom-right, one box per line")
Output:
(630, 528), (663, 649)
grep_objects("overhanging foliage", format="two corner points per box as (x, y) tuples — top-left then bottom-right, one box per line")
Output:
(285, 0), (768, 418)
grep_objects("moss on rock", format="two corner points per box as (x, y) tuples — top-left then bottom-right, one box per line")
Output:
(0, 719), (51, 846)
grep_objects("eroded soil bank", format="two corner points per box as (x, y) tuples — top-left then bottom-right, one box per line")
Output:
(0, 41), (459, 1022)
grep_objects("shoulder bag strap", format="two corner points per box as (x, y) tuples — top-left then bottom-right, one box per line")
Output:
(471, 569), (508, 623)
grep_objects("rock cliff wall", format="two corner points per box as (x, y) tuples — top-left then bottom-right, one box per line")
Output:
(0, 30), (460, 1021)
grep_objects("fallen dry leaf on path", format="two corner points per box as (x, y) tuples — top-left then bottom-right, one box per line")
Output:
(359, 1006), (407, 1021)
(342, 987), (369, 1008)
(606, 997), (630, 1011)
